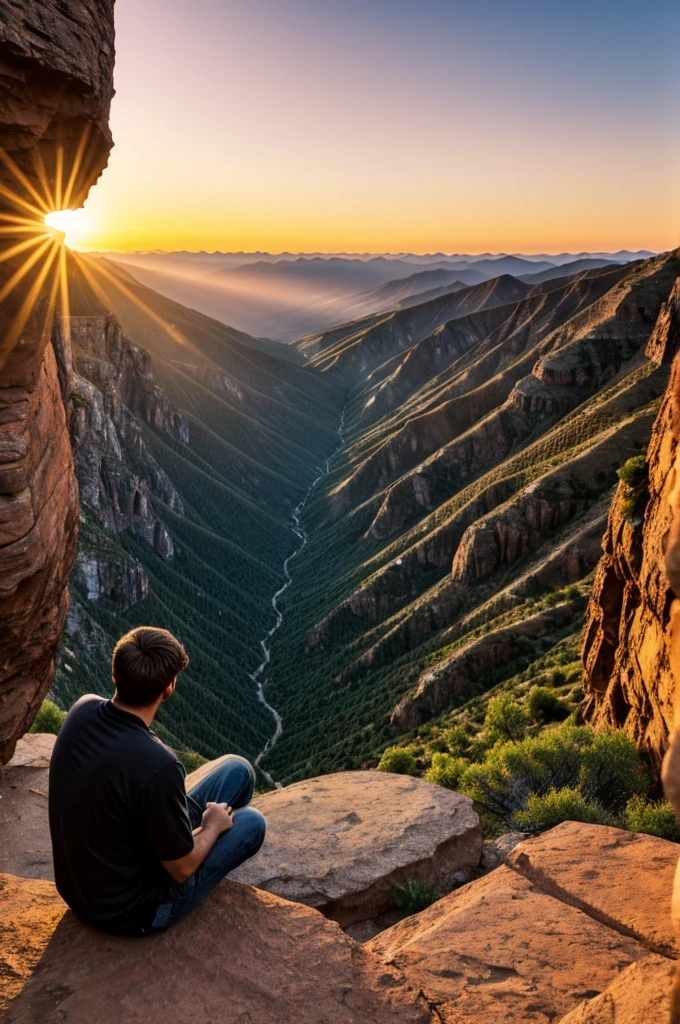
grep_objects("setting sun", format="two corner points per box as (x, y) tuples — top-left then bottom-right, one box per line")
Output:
(44, 208), (92, 250)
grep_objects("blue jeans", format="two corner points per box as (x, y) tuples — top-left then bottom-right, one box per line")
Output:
(151, 754), (266, 929)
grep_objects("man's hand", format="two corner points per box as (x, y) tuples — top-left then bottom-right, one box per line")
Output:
(201, 801), (233, 835)
(162, 802), (233, 883)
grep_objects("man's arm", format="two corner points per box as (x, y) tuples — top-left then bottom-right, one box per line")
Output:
(162, 801), (233, 884)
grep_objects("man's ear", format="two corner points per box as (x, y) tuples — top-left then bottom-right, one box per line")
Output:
(160, 678), (177, 704)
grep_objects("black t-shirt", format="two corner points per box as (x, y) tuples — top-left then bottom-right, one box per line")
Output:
(48, 695), (194, 934)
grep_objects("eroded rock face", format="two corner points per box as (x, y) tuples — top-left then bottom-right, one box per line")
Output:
(582, 280), (680, 771)
(391, 599), (578, 731)
(225, 769), (482, 926)
(0, 1), (115, 763)
(2, 875), (427, 1024)
(55, 314), (186, 557)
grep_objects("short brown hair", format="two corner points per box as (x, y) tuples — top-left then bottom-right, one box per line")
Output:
(112, 627), (189, 707)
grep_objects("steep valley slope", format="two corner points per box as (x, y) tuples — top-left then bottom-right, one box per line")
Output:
(50, 255), (343, 761)
(260, 250), (680, 783)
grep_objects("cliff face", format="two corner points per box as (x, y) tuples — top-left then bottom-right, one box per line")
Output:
(55, 314), (187, 557)
(582, 279), (680, 773)
(0, 1), (115, 762)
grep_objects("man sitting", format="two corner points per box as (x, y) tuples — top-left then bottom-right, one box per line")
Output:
(48, 626), (266, 935)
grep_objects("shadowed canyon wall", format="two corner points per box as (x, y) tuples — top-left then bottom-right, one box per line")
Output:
(0, 1), (115, 761)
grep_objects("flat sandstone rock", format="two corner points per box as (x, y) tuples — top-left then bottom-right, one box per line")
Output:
(506, 821), (679, 955)
(2, 874), (426, 1024)
(557, 954), (675, 1023)
(367, 864), (651, 1023)
(226, 770), (482, 925)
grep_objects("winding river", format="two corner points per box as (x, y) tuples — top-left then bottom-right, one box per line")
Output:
(252, 409), (346, 780)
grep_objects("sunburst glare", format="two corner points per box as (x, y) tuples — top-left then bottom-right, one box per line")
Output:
(44, 208), (92, 250)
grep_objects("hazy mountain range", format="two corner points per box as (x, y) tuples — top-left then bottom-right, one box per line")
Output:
(100, 250), (655, 343)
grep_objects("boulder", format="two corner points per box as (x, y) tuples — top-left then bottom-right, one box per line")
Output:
(367, 864), (649, 1024)
(557, 954), (674, 1023)
(506, 821), (679, 955)
(226, 770), (482, 925)
(2, 874), (426, 1024)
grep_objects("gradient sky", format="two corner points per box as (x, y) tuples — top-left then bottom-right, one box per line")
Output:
(70, 0), (679, 253)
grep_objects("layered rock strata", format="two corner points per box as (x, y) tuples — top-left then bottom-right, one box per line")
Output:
(582, 279), (680, 771)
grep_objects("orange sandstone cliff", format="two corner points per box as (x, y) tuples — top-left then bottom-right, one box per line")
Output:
(582, 275), (680, 773)
(0, 1), (115, 761)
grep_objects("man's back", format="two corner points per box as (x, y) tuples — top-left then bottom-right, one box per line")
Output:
(49, 694), (193, 934)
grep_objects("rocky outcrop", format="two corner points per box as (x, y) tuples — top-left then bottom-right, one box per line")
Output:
(582, 279), (680, 771)
(226, 769), (482, 926)
(391, 599), (579, 731)
(2, 875), (427, 1024)
(0, 1), (115, 763)
(368, 822), (679, 1024)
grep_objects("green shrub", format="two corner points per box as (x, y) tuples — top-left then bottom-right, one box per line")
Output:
(617, 455), (648, 525)
(425, 753), (468, 790)
(484, 692), (530, 744)
(460, 724), (595, 819)
(550, 669), (567, 687)
(30, 699), (66, 736)
(513, 787), (616, 832)
(623, 796), (680, 842)
(394, 878), (436, 915)
(527, 686), (570, 724)
(177, 750), (208, 774)
(578, 730), (649, 813)
(441, 725), (470, 756)
(617, 454), (647, 488)
(378, 746), (417, 775)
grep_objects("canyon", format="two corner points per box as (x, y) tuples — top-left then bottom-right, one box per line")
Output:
(1, 2), (680, 1022)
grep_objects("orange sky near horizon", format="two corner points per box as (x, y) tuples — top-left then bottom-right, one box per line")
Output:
(62, 0), (679, 255)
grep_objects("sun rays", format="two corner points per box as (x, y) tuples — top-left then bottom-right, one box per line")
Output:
(0, 127), (194, 374)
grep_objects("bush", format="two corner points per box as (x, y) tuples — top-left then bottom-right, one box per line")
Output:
(378, 746), (417, 775)
(513, 787), (616, 832)
(617, 454), (647, 488)
(394, 878), (436, 915)
(442, 725), (470, 756)
(177, 750), (208, 773)
(623, 796), (680, 842)
(460, 724), (595, 819)
(484, 692), (530, 744)
(425, 753), (468, 790)
(617, 455), (648, 525)
(550, 669), (567, 687)
(527, 686), (570, 724)
(30, 699), (66, 736)
(578, 730), (649, 813)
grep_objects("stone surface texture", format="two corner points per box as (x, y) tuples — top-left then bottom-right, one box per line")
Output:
(367, 821), (679, 1023)
(582, 279), (680, 771)
(505, 821), (679, 956)
(557, 955), (675, 1024)
(368, 864), (648, 1024)
(0, 0), (115, 763)
(2, 876), (427, 1024)
(226, 770), (482, 925)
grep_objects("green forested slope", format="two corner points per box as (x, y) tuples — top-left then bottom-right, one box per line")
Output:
(53, 257), (344, 760)
(261, 252), (680, 782)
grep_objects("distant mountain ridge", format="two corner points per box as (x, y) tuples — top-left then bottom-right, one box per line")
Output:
(103, 249), (654, 344)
